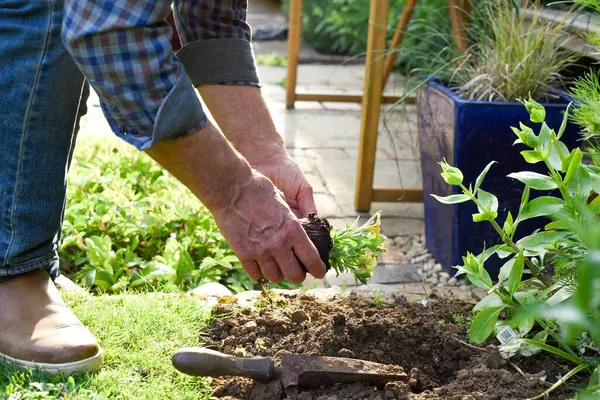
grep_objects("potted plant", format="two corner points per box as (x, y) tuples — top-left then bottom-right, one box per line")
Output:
(416, 0), (581, 277)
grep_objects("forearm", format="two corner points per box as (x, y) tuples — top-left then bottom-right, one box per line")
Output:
(145, 122), (252, 211)
(198, 85), (288, 165)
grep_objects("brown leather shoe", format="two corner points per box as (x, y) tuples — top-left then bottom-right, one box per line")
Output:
(0, 269), (103, 376)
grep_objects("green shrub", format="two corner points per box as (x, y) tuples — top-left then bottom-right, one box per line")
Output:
(60, 134), (295, 294)
(282, 0), (457, 73)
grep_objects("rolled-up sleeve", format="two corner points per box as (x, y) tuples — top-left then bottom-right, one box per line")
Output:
(62, 0), (207, 151)
(173, 0), (260, 87)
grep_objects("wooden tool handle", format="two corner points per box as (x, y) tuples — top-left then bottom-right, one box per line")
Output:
(172, 347), (276, 382)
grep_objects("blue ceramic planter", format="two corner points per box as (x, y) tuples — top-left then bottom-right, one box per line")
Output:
(417, 79), (580, 278)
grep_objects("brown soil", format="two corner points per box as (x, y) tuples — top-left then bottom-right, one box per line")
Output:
(299, 213), (333, 270)
(205, 292), (578, 400)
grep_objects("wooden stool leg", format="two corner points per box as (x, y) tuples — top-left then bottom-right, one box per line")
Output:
(383, 0), (418, 86)
(449, 0), (470, 53)
(285, 0), (302, 109)
(355, 0), (390, 212)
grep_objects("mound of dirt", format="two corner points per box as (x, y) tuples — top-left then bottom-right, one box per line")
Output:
(204, 292), (576, 400)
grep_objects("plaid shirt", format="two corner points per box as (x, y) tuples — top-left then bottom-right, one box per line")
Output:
(63, 0), (259, 151)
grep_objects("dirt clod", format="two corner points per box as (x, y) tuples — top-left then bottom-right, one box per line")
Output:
(207, 295), (577, 399)
(250, 380), (283, 400)
(299, 213), (333, 270)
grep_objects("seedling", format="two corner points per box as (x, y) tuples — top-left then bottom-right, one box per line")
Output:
(300, 212), (386, 284)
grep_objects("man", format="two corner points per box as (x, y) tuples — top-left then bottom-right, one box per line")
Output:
(0, 0), (326, 376)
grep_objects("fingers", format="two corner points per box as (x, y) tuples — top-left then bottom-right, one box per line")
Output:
(241, 260), (262, 280)
(292, 229), (327, 279)
(297, 184), (317, 217)
(257, 257), (284, 282)
(273, 249), (306, 284)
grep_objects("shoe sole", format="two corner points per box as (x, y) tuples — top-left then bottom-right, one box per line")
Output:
(0, 348), (103, 377)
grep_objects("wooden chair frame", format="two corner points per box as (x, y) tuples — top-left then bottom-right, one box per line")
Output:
(284, 0), (470, 211)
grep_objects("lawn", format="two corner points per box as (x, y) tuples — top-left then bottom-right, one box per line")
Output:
(0, 292), (214, 400)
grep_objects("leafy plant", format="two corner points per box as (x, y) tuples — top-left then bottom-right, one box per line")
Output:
(434, 97), (599, 397)
(61, 134), (296, 294)
(450, 0), (576, 101)
(329, 212), (386, 284)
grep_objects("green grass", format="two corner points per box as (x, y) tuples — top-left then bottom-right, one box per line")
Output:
(0, 292), (215, 399)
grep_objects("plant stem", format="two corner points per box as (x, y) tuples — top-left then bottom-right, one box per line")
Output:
(460, 184), (550, 287)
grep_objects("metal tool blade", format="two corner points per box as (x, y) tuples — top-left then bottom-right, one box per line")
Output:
(277, 354), (407, 388)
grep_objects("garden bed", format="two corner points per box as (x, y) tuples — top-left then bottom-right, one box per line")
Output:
(205, 292), (579, 399)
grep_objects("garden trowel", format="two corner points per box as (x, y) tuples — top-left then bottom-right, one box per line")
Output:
(172, 347), (407, 388)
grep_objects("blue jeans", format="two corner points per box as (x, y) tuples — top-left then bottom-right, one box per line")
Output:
(0, 0), (89, 279)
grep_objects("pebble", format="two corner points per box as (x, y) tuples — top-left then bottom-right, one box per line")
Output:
(411, 253), (432, 264)
(448, 277), (458, 286)
(426, 276), (439, 285)
(433, 264), (443, 272)
(459, 284), (471, 290)
(242, 321), (258, 333)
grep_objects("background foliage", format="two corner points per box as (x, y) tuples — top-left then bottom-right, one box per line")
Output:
(281, 0), (459, 73)
(60, 134), (296, 294)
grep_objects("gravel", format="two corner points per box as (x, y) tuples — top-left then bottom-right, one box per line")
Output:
(389, 234), (472, 289)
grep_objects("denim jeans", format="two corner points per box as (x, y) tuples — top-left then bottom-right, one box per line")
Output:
(0, 0), (89, 279)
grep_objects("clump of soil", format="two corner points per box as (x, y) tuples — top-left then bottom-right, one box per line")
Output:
(299, 213), (333, 270)
(205, 293), (577, 399)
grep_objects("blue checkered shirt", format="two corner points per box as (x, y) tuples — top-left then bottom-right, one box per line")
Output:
(63, 0), (259, 151)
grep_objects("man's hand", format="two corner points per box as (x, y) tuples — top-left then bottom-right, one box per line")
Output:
(252, 155), (316, 218)
(145, 122), (326, 283)
(197, 85), (317, 217)
(211, 171), (324, 282)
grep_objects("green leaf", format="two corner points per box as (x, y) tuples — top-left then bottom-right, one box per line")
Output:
(498, 257), (516, 283)
(431, 194), (470, 204)
(176, 250), (195, 282)
(511, 124), (537, 148)
(470, 307), (504, 344)
(439, 160), (463, 186)
(521, 150), (545, 164)
(518, 197), (565, 221)
(549, 140), (571, 171)
(85, 235), (114, 268)
(557, 103), (572, 139)
(519, 186), (530, 213)
(507, 172), (557, 190)
(473, 211), (498, 223)
(473, 190), (499, 222)
(474, 161), (497, 192)
(546, 287), (574, 306)
(517, 231), (569, 257)
(503, 211), (514, 237)
(508, 252), (525, 297)
(474, 292), (505, 311)
(567, 164), (592, 197)
(93, 270), (115, 291)
(523, 98), (546, 123)
(521, 339), (582, 365)
(564, 148), (584, 184)
(518, 314), (535, 336)
(497, 245), (517, 259)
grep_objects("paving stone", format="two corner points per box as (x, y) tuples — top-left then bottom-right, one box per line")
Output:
(313, 193), (344, 216)
(325, 270), (362, 287)
(303, 173), (329, 194)
(369, 263), (422, 284)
